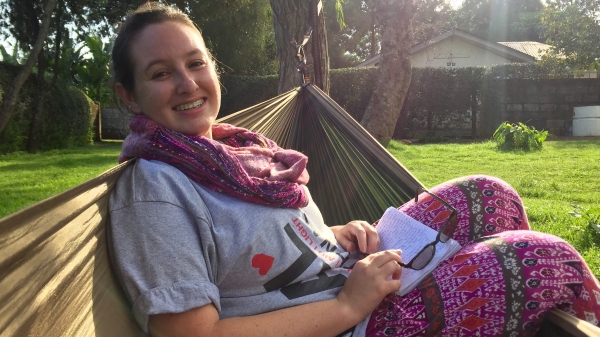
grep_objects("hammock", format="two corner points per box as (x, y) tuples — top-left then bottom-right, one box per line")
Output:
(0, 84), (597, 337)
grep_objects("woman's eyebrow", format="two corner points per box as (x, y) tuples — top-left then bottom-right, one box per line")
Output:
(144, 48), (205, 73)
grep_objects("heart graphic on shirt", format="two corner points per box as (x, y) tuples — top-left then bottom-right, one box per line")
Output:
(251, 253), (274, 276)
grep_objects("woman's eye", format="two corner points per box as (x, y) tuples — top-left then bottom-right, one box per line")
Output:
(152, 71), (168, 79)
(190, 60), (206, 68)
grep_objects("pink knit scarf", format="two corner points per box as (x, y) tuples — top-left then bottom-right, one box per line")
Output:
(119, 115), (310, 208)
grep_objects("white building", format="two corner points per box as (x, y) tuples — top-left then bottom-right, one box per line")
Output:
(355, 29), (597, 78)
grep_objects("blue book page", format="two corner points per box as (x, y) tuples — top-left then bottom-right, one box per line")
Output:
(376, 207), (461, 295)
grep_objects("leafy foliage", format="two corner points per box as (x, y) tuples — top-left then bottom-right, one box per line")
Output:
(0, 41), (23, 65)
(325, 0), (458, 68)
(73, 35), (112, 105)
(492, 121), (548, 151)
(487, 62), (572, 79)
(454, 0), (545, 42)
(0, 62), (94, 154)
(541, 0), (600, 73)
(569, 204), (600, 236)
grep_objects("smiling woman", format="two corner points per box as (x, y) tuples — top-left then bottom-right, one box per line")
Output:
(114, 22), (220, 138)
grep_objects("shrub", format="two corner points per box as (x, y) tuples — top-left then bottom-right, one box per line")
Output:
(492, 122), (548, 151)
(0, 62), (94, 153)
(0, 63), (36, 153)
(38, 86), (94, 151)
(569, 204), (600, 236)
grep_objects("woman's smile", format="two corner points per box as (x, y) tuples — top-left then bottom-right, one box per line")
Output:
(174, 98), (206, 111)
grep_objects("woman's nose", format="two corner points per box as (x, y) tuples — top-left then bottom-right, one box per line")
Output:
(176, 70), (198, 94)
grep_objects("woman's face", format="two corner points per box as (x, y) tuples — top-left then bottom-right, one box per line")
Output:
(117, 21), (221, 138)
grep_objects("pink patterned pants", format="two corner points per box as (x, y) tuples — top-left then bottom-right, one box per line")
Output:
(366, 176), (600, 337)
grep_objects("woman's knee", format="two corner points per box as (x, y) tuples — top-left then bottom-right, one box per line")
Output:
(434, 175), (530, 233)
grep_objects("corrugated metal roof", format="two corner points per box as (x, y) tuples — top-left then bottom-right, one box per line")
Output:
(498, 41), (553, 60)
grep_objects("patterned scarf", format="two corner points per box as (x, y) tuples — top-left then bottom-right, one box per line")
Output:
(119, 115), (309, 208)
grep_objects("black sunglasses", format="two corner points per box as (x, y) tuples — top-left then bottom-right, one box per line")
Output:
(398, 187), (458, 270)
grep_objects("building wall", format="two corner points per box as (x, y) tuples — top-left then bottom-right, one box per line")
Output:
(411, 38), (518, 68)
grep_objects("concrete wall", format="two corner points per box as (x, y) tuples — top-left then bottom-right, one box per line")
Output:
(100, 108), (134, 140)
(480, 78), (600, 137)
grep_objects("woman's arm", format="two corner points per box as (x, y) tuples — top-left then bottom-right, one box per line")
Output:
(149, 250), (403, 337)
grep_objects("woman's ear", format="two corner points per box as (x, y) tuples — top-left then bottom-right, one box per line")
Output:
(115, 83), (142, 114)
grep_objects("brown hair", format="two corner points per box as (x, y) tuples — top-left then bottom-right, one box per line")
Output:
(111, 2), (211, 92)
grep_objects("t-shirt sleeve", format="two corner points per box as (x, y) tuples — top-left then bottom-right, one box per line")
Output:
(108, 161), (220, 333)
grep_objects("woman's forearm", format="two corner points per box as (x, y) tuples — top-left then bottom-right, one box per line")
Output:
(149, 298), (364, 337)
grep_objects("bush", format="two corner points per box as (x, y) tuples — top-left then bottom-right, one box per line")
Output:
(0, 62), (94, 153)
(38, 86), (94, 151)
(0, 63), (37, 153)
(492, 122), (548, 151)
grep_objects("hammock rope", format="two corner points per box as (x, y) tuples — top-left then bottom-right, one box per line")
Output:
(218, 84), (423, 225)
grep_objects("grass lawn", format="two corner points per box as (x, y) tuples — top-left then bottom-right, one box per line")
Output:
(388, 139), (600, 277)
(1, 139), (599, 277)
(0, 142), (123, 218)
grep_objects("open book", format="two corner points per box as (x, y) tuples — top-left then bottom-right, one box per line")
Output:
(376, 207), (462, 296)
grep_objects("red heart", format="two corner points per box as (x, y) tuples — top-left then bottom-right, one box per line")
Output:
(251, 253), (274, 276)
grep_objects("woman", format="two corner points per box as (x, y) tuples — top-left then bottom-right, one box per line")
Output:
(108, 3), (600, 337)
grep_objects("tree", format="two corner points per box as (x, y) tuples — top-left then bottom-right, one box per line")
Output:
(455, 0), (544, 42)
(74, 35), (112, 106)
(541, 0), (600, 72)
(411, 0), (456, 44)
(88, 0), (278, 76)
(186, 0), (277, 76)
(0, 0), (58, 136)
(325, 0), (379, 68)
(360, 0), (416, 142)
(325, 0), (457, 69)
(270, 0), (330, 94)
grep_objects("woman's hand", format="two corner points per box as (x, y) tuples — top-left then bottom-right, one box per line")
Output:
(336, 250), (403, 321)
(331, 221), (380, 254)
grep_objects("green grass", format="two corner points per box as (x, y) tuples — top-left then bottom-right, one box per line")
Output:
(1, 139), (598, 278)
(387, 139), (600, 277)
(0, 142), (123, 218)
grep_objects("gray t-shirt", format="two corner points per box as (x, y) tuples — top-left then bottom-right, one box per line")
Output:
(108, 159), (369, 335)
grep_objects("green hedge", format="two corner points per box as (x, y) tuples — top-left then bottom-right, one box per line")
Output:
(219, 63), (575, 140)
(0, 62), (95, 154)
(219, 75), (279, 117)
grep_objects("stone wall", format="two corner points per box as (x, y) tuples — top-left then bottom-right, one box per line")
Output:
(480, 78), (600, 137)
(100, 108), (133, 140)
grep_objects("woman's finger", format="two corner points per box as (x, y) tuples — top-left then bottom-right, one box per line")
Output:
(368, 250), (402, 268)
(354, 227), (368, 254)
(336, 234), (356, 252)
(363, 224), (380, 254)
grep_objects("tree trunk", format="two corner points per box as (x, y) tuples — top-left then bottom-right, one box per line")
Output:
(360, 0), (416, 142)
(370, 8), (377, 58)
(270, 0), (329, 94)
(27, 2), (63, 153)
(0, 0), (58, 133)
(26, 52), (48, 153)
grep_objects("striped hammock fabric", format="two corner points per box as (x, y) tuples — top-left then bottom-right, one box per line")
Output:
(218, 84), (423, 225)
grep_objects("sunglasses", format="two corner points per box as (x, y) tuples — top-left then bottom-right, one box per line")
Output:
(398, 187), (458, 270)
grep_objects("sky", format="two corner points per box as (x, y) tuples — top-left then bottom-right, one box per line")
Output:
(447, 0), (464, 9)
